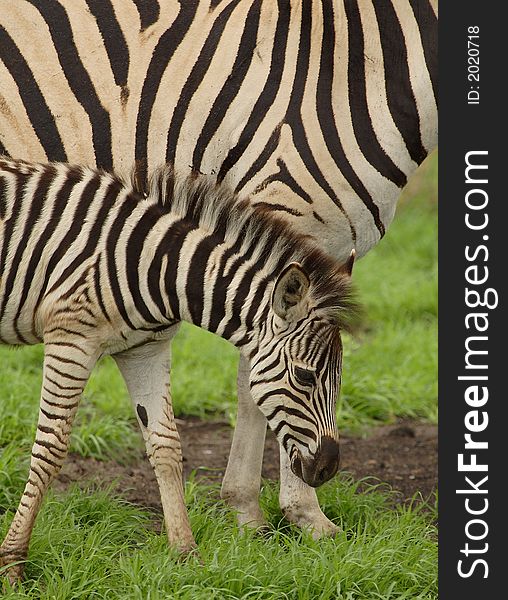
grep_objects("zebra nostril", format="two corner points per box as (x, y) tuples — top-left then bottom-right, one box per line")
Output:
(295, 442), (341, 487)
(309, 437), (340, 486)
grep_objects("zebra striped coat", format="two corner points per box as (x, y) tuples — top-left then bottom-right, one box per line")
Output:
(0, 157), (358, 581)
(0, 0), (437, 261)
(0, 0), (437, 551)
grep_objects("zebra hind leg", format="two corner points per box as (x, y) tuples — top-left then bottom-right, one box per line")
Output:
(113, 335), (197, 555)
(221, 354), (269, 531)
(0, 337), (99, 586)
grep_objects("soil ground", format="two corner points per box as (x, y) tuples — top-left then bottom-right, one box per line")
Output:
(55, 418), (437, 514)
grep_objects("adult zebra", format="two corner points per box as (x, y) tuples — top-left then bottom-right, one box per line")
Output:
(0, 0), (437, 536)
(0, 157), (358, 583)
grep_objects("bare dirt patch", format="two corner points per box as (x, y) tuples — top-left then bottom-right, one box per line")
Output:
(54, 418), (437, 513)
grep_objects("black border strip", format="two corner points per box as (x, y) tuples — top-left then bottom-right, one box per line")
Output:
(440, 4), (506, 597)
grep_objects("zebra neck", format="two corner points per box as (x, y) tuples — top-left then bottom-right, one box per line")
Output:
(139, 210), (266, 349)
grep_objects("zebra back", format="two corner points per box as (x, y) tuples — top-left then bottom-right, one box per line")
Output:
(1, 157), (359, 349)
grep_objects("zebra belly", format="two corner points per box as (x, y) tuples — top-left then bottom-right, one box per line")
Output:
(0, 250), (47, 345)
(0, 277), (49, 346)
(0, 306), (41, 346)
(100, 325), (180, 359)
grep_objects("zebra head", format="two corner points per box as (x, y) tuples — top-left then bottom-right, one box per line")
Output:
(248, 252), (358, 488)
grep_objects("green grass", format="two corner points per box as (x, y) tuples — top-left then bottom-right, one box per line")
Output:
(341, 156), (438, 429)
(0, 153), (437, 597)
(1, 477), (437, 599)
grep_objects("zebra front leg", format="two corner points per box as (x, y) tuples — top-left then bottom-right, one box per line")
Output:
(113, 336), (196, 554)
(221, 355), (268, 530)
(0, 340), (98, 586)
(279, 447), (340, 538)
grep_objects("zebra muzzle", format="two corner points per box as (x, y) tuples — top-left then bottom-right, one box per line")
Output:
(291, 436), (340, 488)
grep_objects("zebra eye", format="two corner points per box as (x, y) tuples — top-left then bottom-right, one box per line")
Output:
(294, 366), (315, 386)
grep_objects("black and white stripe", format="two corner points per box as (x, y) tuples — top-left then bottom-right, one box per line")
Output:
(0, 157), (358, 579)
(0, 0), (437, 261)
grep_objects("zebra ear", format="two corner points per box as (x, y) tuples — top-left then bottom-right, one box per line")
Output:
(272, 263), (310, 321)
(340, 249), (356, 277)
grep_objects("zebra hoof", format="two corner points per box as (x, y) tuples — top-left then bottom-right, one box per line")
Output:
(238, 519), (271, 538)
(221, 493), (268, 532)
(0, 559), (24, 590)
(281, 506), (340, 539)
(235, 509), (269, 533)
(238, 512), (269, 528)
(174, 541), (201, 563)
(309, 519), (341, 540)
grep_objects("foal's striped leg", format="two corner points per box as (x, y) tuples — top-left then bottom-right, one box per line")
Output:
(0, 338), (99, 585)
(113, 334), (196, 554)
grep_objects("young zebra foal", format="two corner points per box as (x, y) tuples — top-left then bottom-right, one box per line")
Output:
(0, 157), (358, 583)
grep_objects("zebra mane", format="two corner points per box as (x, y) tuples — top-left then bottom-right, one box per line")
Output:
(138, 164), (361, 333)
